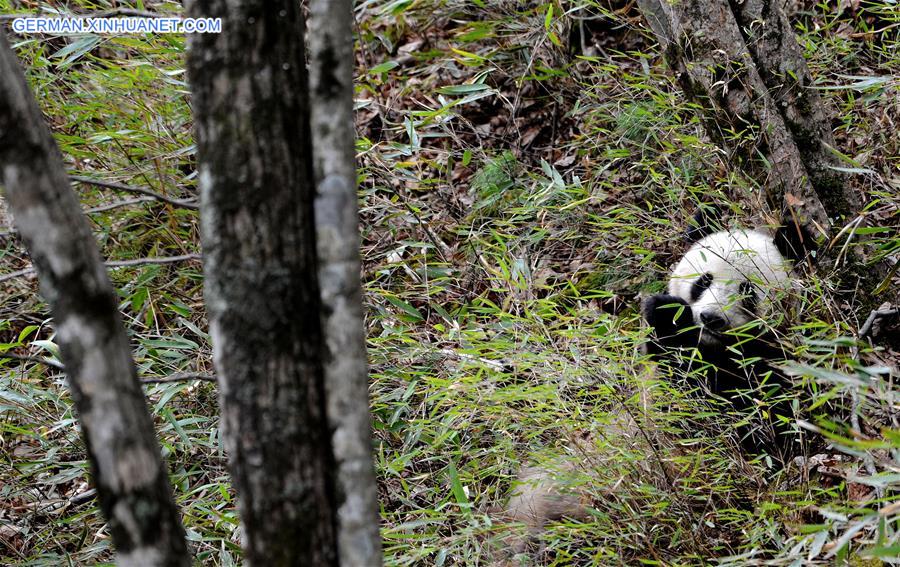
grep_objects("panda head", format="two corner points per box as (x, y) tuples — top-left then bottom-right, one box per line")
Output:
(668, 229), (791, 346)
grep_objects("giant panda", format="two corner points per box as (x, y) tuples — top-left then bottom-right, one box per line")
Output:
(642, 214), (800, 461)
(491, 212), (803, 561)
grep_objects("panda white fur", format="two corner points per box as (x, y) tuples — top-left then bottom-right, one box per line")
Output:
(666, 229), (792, 346)
(642, 222), (798, 459)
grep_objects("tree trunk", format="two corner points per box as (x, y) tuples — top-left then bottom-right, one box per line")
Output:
(308, 1), (384, 565)
(0, 35), (190, 566)
(637, 0), (832, 242)
(186, 1), (339, 565)
(731, 0), (860, 219)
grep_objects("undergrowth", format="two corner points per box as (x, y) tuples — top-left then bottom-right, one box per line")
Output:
(0, 0), (898, 565)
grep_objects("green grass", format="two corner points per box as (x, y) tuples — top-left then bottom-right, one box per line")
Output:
(1, 0), (899, 564)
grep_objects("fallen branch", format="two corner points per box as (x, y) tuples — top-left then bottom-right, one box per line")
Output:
(106, 253), (202, 269)
(5, 487), (99, 516)
(438, 348), (509, 371)
(382, 188), (451, 264)
(0, 353), (215, 384)
(860, 307), (900, 339)
(0, 266), (35, 284)
(70, 175), (199, 210)
(70, 488), (98, 507)
(85, 196), (156, 214)
(1, 197), (165, 240)
(140, 373), (217, 384)
(0, 253), (202, 283)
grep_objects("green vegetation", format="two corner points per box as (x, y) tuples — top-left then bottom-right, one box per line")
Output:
(0, 0), (898, 564)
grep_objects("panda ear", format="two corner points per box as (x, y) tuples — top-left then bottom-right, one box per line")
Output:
(774, 220), (815, 263)
(684, 203), (722, 243)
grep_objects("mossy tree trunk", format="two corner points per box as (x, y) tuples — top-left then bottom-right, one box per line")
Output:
(637, 0), (832, 241)
(0, 35), (190, 566)
(731, 0), (860, 219)
(186, 1), (339, 564)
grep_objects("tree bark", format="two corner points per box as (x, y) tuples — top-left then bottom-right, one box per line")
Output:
(731, 0), (860, 219)
(637, 0), (832, 242)
(308, 1), (384, 565)
(0, 35), (190, 566)
(186, 1), (339, 565)
(637, 0), (894, 301)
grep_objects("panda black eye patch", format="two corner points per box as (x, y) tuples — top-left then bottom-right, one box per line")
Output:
(739, 280), (758, 310)
(690, 272), (714, 301)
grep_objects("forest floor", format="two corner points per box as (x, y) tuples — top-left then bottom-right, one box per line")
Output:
(0, 0), (899, 565)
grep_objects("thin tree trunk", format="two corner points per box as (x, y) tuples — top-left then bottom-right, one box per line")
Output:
(308, 1), (384, 565)
(0, 35), (189, 566)
(186, 1), (339, 565)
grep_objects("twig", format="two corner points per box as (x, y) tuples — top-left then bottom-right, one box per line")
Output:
(70, 488), (97, 507)
(382, 188), (450, 263)
(0, 352), (65, 370)
(70, 176), (199, 210)
(141, 373), (216, 384)
(85, 196), (155, 214)
(0, 266), (35, 284)
(6, 487), (99, 515)
(0, 354), (215, 385)
(438, 348), (509, 371)
(849, 22), (900, 39)
(0, 254), (202, 283)
(0, 198), (154, 240)
(401, 202), (451, 264)
(613, 393), (677, 493)
(106, 253), (202, 269)
(860, 308), (899, 339)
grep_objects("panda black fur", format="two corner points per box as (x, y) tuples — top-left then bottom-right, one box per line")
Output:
(642, 218), (798, 461)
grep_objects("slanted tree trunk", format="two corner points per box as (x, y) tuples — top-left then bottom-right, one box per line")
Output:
(637, 0), (893, 301)
(186, 1), (339, 564)
(308, 1), (384, 565)
(637, 0), (832, 243)
(0, 35), (190, 566)
(731, 0), (860, 219)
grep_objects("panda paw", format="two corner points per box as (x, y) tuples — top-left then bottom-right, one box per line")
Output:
(642, 294), (695, 343)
